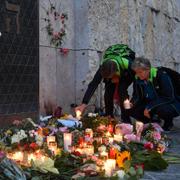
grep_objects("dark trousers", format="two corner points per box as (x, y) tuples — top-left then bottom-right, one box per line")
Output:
(104, 81), (130, 122)
(127, 103), (178, 128)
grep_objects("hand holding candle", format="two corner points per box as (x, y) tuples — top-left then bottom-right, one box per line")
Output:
(123, 99), (131, 109)
(75, 103), (87, 119)
(75, 110), (82, 120)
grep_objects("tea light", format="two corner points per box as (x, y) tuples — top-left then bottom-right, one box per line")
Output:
(13, 151), (23, 162)
(123, 99), (131, 109)
(114, 134), (123, 142)
(47, 136), (56, 146)
(76, 110), (81, 120)
(63, 133), (72, 152)
(84, 145), (94, 156)
(100, 151), (108, 160)
(85, 128), (93, 142)
(28, 153), (36, 163)
(106, 131), (111, 137)
(104, 159), (116, 177)
(48, 142), (58, 155)
(85, 128), (93, 138)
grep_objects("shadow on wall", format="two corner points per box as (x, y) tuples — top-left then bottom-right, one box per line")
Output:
(44, 101), (55, 116)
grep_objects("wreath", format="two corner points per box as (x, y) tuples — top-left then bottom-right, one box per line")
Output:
(43, 2), (68, 48)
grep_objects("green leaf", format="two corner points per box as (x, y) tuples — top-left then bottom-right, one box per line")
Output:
(128, 167), (136, 176)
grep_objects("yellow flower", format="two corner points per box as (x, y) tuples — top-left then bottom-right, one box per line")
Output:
(5, 130), (12, 135)
(116, 151), (131, 168)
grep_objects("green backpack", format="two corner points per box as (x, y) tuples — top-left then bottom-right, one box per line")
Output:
(103, 44), (135, 60)
(101, 44), (135, 72)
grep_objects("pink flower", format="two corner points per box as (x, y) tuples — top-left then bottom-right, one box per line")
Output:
(124, 134), (139, 142)
(53, 32), (59, 37)
(97, 124), (106, 131)
(144, 123), (163, 132)
(115, 123), (133, 135)
(12, 120), (22, 126)
(59, 127), (68, 133)
(144, 142), (154, 150)
(153, 131), (161, 140)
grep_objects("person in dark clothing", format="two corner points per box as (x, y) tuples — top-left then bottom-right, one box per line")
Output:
(75, 44), (135, 122)
(128, 57), (180, 131)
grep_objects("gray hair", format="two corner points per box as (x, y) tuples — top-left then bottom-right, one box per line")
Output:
(131, 57), (151, 70)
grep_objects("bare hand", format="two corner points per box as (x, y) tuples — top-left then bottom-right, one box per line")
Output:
(75, 104), (87, 114)
(144, 109), (150, 118)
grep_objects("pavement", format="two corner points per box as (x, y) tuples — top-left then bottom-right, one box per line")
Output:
(142, 116), (180, 180)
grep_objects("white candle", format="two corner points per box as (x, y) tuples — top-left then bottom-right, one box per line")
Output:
(63, 133), (72, 151)
(104, 159), (116, 177)
(123, 99), (131, 109)
(100, 151), (108, 160)
(47, 136), (56, 146)
(114, 134), (123, 142)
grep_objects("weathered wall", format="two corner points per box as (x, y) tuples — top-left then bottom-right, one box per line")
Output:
(39, 0), (180, 115)
(39, 0), (75, 115)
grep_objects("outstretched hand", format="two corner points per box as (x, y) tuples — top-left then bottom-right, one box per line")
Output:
(75, 103), (87, 114)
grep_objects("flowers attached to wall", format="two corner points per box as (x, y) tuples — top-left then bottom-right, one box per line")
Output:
(43, 2), (68, 48)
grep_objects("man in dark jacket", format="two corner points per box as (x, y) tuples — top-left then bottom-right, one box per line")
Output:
(128, 57), (180, 131)
(75, 44), (135, 122)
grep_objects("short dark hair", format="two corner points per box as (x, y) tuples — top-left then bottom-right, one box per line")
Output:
(100, 60), (118, 78)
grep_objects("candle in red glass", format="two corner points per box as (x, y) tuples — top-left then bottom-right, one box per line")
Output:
(109, 147), (116, 159)
(107, 124), (113, 133)
(78, 137), (84, 147)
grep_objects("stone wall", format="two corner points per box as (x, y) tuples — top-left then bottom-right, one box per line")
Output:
(39, 0), (180, 115)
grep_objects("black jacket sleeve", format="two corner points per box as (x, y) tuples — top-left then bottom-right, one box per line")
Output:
(130, 80), (144, 107)
(119, 69), (135, 104)
(82, 68), (102, 104)
(146, 70), (175, 111)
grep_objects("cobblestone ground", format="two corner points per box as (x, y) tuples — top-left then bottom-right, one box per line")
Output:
(142, 117), (180, 180)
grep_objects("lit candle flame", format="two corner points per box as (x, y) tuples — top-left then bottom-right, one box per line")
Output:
(76, 110), (81, 120)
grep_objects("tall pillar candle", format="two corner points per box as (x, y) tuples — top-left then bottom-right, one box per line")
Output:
(63, 133), (72, 152)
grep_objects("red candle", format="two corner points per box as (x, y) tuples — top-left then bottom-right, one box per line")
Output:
(109, 147), (116, 159)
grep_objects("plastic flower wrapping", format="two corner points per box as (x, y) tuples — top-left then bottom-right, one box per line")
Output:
(0, 113), (180, 180)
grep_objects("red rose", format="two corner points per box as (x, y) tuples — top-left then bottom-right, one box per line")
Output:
(72, 151), (82, 157)
(144, 142), (154, 150)
(29, 142), (39, 150)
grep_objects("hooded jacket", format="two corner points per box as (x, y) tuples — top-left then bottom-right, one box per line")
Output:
(131, 67), (180, 114)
